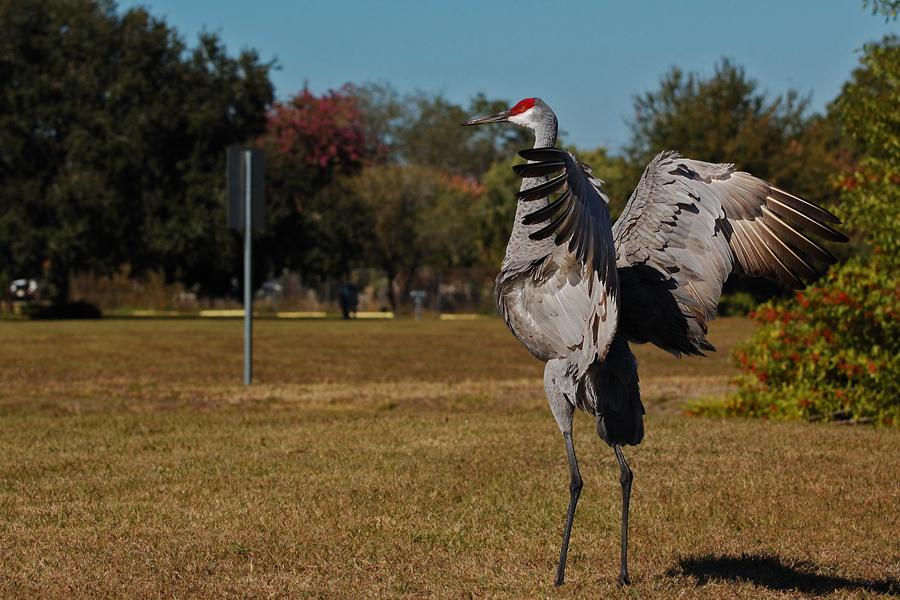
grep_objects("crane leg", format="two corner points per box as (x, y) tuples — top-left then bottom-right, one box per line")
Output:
(543, 359), (581, 586)
(543, 359), (635, 586)
(555, 430), (583, 586)
(614, 444), (633, 586)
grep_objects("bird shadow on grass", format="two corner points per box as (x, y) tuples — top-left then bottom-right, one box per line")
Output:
(667, 552), (899, 596)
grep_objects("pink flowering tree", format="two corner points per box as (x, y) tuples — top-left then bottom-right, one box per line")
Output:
(258, 85), (384, 280)
(263, 84), (381, 186)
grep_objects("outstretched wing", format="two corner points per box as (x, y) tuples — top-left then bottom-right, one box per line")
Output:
(500, 147), (620, 377)
(613, 151), (848, 356)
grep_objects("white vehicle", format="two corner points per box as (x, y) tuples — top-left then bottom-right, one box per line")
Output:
(10, 278), (38, 301)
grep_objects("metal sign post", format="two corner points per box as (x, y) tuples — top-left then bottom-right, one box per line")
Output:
(227, 147), (265, 386)
(410, 290), (427, 321)
(242, 151), (253, 386)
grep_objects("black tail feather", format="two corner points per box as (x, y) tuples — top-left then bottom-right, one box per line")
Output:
(581, 334), (645, 447)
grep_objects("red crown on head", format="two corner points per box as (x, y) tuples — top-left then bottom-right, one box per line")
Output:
(510, 98), (535, 115)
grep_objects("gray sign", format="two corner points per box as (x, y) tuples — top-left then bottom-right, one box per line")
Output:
(227, 147), (266, 230)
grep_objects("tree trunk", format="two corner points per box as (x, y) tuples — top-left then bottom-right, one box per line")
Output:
(385, 266), (399, 316)
(47, 263), (70, 305)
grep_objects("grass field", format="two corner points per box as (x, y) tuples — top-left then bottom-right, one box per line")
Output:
(0, 317), (897, 598)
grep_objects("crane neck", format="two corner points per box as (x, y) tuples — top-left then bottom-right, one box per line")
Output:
(532, 110), (558, 149)
(500, 110), (559, 272)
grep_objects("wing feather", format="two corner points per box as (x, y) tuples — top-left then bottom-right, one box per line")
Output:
(760, 206), (837, 264)
(613, 151), (846, 356)
(766, 193), (848, 242)
(529, 202), (572, 240)
(513, 160), (566, 178)
(516, 172), (568, 202)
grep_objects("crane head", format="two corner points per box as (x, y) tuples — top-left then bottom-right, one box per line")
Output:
(463, 98), (540, 127)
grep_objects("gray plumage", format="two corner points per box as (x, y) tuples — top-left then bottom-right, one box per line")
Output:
(463, 97), (846, 587)
(614, 151), (846, 358)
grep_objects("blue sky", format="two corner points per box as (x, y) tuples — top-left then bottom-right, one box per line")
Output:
(118, 0), (898, 152)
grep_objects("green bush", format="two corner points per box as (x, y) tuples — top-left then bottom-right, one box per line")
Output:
(25, 300), (102, 320)
(688, 259), (900, 424)
(717, 291), (763, 317)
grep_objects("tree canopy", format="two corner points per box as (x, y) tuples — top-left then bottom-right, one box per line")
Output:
(625, 59), (841, 209)
(256, 85), (523, 295)
(834, 36), (900, 256)
(863, 0), (900, 18)
(620, 59), (850, 313)
(354, 85), (530, 176)
(0, 0), (274, 300)
(0, 0), (885, 327)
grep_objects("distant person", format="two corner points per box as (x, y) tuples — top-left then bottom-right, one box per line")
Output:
(340, 282), (359, 319)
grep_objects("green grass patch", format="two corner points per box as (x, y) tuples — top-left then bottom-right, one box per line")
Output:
(0, 317), (897, 598)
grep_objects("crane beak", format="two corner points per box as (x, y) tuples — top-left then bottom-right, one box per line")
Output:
(462, 109), (511, 126)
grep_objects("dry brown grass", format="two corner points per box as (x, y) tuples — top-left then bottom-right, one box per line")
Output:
(0, 315), (753, 414)
(0, 317), (897, 599)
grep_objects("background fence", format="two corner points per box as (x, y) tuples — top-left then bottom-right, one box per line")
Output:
(37, 267), (502, 317)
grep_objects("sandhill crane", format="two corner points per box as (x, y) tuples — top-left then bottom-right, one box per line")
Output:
(463, 97), (847, 587)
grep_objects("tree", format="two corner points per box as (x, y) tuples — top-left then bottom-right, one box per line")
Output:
(625, 59), (840, 204)
(354, 85), (531, 177)
(863, 0), (900, 18)
(693, 36), (900, 425)
(329, 86), (536, 286)
(0, 0), (274, 301)
(142, 32), (273, 296)
(834, 36), (900, 257)
(470, 157), (521, 267)
(623, 59), (849, 312)
(258, 85), (382, 283)
(347, 165), (483, 313)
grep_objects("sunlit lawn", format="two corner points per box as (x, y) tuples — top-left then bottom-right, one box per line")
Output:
(0, 317), (896, 598)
